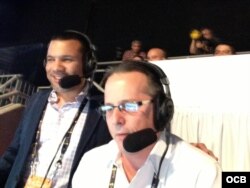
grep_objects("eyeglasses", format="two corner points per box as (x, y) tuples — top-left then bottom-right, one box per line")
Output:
(99, 99), (152, 115)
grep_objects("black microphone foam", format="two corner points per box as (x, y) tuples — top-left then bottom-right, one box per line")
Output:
(123, 128), (157, 152)
(59, 75), (82, 89)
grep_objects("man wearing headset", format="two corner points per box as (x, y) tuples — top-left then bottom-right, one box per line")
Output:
(72, 61), (221, 188)
(0, 31), (112, 187)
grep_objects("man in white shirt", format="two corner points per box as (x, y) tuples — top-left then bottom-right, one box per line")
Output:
(72, 61), (221, 188)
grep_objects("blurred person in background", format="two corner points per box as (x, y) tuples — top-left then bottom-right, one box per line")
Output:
(147, 47), (167, 61)
(122, 40), (146, 61)
(214, 42), (236, 56)
(189, 27), (220, 55)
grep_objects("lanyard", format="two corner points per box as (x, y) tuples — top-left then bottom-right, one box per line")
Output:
(56, 97), (88, 165)
(108, 165), (117, 188)
(108, 164), (157, 188)
(30, 97), (88, 179)
(108, 131), (170, 188)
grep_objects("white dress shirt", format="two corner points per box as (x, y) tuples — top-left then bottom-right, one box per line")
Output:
(72, 132), (221, 188)
(24, 89), (89, 188)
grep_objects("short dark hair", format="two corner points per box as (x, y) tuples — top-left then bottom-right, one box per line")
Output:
(101, 61), (164, 98)
(49, 30), (91, 57)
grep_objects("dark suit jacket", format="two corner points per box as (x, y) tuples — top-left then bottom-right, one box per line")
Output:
(0, 88), (112, 188)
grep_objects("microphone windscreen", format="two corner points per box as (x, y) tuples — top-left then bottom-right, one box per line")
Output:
(123, 128), (157, 152)
(59, 75), (81, 89)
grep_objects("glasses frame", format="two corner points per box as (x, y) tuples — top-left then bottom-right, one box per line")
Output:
(99, 99), (153, 116)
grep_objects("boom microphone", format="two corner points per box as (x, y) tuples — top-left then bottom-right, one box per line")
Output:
(59, 75), (82, 89)
(123, 128), (157, 152)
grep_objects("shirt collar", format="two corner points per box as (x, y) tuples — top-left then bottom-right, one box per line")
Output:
(148, 131), (169, 173)
(48, 82), (90, 105)
(110, 131), (169, 173)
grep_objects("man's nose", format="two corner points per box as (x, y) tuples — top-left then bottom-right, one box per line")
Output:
(52, 59), (65, 71)
(109, 107), (125, 125)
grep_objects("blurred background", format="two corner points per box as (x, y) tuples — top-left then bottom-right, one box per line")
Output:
(0, 0), (250, 86)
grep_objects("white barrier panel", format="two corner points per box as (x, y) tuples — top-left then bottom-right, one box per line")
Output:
(152, 54), (250, 171)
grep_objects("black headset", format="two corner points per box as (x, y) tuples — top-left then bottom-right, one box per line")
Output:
(44, 30), (97, 78)
(135, 61), (174, 131)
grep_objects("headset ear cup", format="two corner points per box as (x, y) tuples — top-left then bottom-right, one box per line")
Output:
(162, 97), (174, 132)
(83, 47), (97, 78)
(155, 94), (174, 131)
(83, 44), (97, 78)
